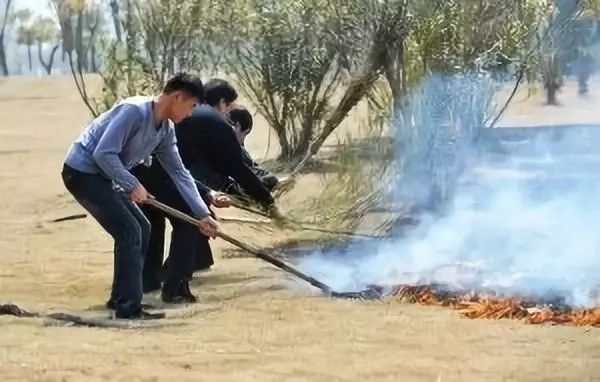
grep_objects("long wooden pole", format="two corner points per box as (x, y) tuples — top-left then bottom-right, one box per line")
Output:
(144, 198), (334, 295)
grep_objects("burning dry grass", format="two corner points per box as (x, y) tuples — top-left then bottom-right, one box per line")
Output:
(382, 284), (600, 327)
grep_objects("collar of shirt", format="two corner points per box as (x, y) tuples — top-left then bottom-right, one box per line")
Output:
(150, 100), (166, 131)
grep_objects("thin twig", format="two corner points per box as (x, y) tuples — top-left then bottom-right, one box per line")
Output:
(50, 214), (87, 223)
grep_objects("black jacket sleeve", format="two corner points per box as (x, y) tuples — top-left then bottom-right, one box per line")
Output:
(241, 146), (259, 168)
(241, 147), (275, 179)
(194, 178), (212, 201)
(210, 120), (274, 205)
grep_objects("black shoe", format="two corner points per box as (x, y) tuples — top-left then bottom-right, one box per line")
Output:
(115, 308), (165, 320)
(161, 280), (197, 304)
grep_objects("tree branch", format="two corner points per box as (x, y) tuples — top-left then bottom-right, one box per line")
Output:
(68, 51), (98, 117)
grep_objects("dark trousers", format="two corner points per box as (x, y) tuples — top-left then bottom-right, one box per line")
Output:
(61, 164), (150, 313)
(141, 204), (205, 289)
(131, 162), (214, 290)
(143, 210), (214, 288)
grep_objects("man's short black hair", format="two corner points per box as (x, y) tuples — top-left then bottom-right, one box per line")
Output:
(163, 72), (204, 102)
(204, 78), (238, 107)
(228, 105), (253, 132)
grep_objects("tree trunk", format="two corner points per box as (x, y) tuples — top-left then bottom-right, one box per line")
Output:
(36, 41), (43, 72)
(0, 39), (8, 76)
(289, 118), (315, 160)
(90, 43), (97, 72)
(0, 0), (11, 76)
(75, 11), (87, 72)
(125, 0), (135, 95)
(87, 10), (100, 73)
(58, 8), (74, 56)
(110, 0), (122, 42)
(27, 44), (32, 72)
(546, 83), (558, 105)
(576, 52), (592, 96)
(384, 40), (405, 117)
(271, 122), (291, 160)
(543, 54), (561, 105)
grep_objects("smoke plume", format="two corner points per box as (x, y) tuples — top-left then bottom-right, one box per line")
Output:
(298, 74), (600, 307)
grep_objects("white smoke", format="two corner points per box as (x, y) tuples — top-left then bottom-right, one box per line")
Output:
(298, 75), (600, 307)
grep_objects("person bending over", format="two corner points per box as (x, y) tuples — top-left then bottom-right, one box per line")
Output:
(61, 73), (219, 319)
(226, 105), (280, 195)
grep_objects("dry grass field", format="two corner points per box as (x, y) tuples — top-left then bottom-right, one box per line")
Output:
(0, 75), (598, 381)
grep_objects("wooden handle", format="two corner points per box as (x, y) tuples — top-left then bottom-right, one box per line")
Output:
(144, 198), (333, 295)
(146, 197), (199, 226)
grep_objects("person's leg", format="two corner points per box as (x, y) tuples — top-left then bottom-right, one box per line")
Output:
(161, 218), (200, 303)
(139, 165), (201, 303)
(125, 201), (152, 292)
(131, 161), (168, 294)
(61, 165), (161, 319)
(108, 202), (154, 305)
(194, 233), (214, 272)
(140, 204), (166, 293)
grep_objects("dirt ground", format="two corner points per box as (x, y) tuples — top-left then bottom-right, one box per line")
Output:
(0, 75), (599, 381)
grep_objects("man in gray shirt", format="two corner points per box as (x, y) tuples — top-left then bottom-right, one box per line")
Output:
(61, 73), (218, 320)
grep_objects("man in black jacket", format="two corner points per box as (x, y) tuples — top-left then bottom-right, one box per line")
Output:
(176, 80), (275, 273)
(134, 79), (275, 303)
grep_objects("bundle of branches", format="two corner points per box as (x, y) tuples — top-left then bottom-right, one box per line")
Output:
(384, 284), (600, 327)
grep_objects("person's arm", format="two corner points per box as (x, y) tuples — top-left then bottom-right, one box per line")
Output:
(194, 178), (211, 200)
(240, 146), (259, 168)
(194, 178), (219, 207)
(154, 127), (211, 218)
(92, 104), (144, 192)
(211, 121), (274, 206)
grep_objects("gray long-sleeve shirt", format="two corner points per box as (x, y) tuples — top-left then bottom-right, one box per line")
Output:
(64, 96), (211, 218)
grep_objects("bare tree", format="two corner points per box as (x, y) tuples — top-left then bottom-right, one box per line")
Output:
(34, 16), (61, 74)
